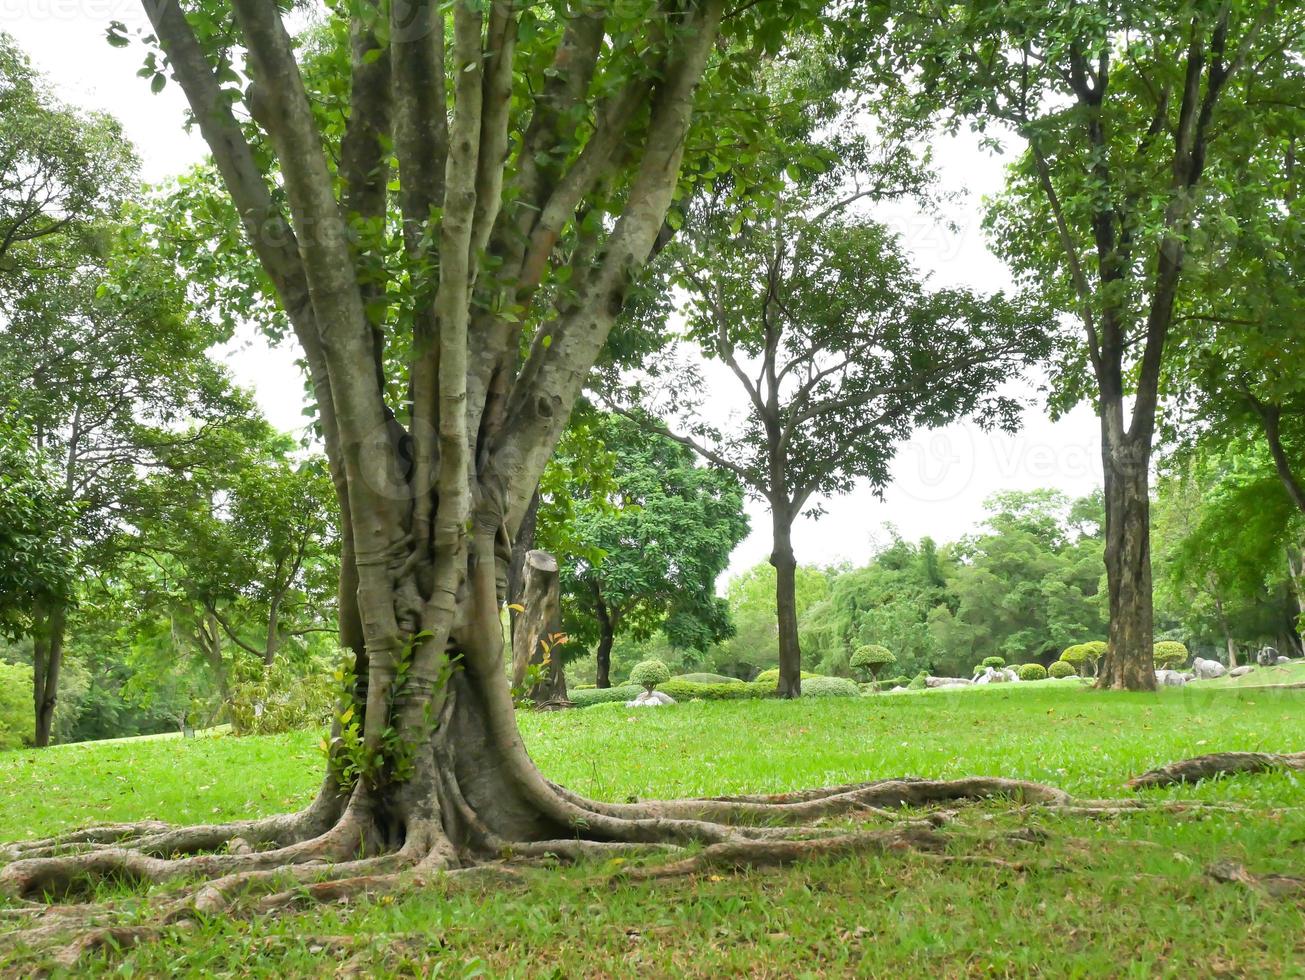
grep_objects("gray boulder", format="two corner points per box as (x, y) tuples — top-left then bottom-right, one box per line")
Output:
(1278, 656), (1291, 665)
(974, 667), (1020, 685)
(1228, 665), (1255, 678)
(926, 676), (973, 688)
(625, 690), (676, 708)
(1155, 669), (1193, 687)
(1191, 657), (1227, 680)
(1258, 646), (1280, 667)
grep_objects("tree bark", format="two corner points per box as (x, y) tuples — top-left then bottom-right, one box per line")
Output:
(593, 585), (615, 689)
(1212, 593), (1237, 668)
(32, 604), (66, 747)
(1255, 401), (1305, 515)
(506, 488), (541, 642)
(1097, 432), (1157, 691)
(771, 510), (802, 699)
(510, 550), (568, 706)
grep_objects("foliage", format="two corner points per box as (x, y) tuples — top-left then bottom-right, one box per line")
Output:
(754, 668), (821, 685)
(558, 413), (748, 667)
(673, 673), (744, 685)
(0, 417), (76, 640)
(228, 659), (336, 737)
(659, 680), (774, 703)
(906, 672), (928, 690)
(1152, 642), (1190, 670)
(568, 685), (642, 709)
(1048, 661), (1077, 680)
(1060, 642), (1108, 675)
(708, 563), (830, 678)
(849, 644), (896, 681)
(798, 676), (861, 698)
(0, 661), (33, 751)
(981, 657), (1006, 670)
(1017, 663), (1048, 681)
(628, 660), (672, 693)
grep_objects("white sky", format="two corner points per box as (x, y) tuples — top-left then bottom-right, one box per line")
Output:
(7, 8), (1104, 580)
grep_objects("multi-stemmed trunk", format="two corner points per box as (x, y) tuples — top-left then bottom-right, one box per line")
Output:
(593, 588), (616, 689)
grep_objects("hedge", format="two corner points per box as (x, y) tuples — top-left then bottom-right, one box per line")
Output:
(673, 673), (744, 685)
(753, 668), (821, 685)
(660, 680), (775, 702)
(569, 685), (642, 707)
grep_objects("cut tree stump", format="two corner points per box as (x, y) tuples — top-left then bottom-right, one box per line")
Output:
(509, 550), (570, 707)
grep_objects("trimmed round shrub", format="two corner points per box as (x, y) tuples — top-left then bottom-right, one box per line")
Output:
(628, 659), (671, 692)
(1153, 641), (1190, 669)
(673, 672), (743, 685)
(753, 668), (820, 685)
(1048, 661), (1077, 679)
(570, 685), (641, 707)
(800, 676), (860, 698)
(850, 644), (896, 681)
(1059, 641), (1107, 675)
(1017, 663), (1048, 681)
(981, 656), (1006, 669)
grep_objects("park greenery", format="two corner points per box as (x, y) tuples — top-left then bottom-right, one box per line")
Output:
(0, 0), (1303, 971)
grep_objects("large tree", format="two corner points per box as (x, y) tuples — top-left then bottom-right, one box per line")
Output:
(888, 0), (1301, 688)
(1, 0), (1041, 912)
(619, 194), (1048, 696)
(555, 412), (748, 688)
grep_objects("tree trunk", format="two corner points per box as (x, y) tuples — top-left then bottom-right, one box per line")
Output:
(594, 586), (615, 689)
(771, 512), (802, 699)
(32, 604), (66, 747)
(510, 550), (569, 706)
(1213, 594), (1237, 668)
(1097, 432), (1157, 691)
(506, 488), (541, 642)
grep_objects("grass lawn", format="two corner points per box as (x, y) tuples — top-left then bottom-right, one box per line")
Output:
(2, 682), (1303, 976)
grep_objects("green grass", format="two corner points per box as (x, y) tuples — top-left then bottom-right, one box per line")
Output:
(1203, 660), (1305, 688)
(2, 683), (1304, 976)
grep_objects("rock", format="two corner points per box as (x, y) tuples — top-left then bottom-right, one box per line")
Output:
(1258, 646), (1280, 667)
(1155, 669), (1185, 687)
(1278, 656), (1291, 665)
(1191, 657), (1227, 680)
(973, 667), (1020, 685)
(926, 676), (972, 688)
(624, 690), (676, 708)
(1228, 665), (1255, 678)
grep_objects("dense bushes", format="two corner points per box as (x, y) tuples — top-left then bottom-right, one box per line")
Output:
(228, 661), (336, 736)
(660, 680), (774, 701)
(1153, 641), (1189, 669)
(570, 684), (642, 707)
(907, 671), (928, 690)
(0, 661), (33, 750)
(800, 676), (860, 697)
(628, 660), (671, 691)
(1017, 663), (1047, 681)
(753, 668), (819, 684)
(980, 656), (1006, 670)
(1048, 661), (1077, 679)
(672, 673), (743, 685)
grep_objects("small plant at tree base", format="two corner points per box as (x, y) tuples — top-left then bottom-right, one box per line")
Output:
(1017, 663), (1048, 681)
(1048, 661), (1077, 679)
(628, 660), (671, 693)
(850, 644), (896, 683)
(1153, 641), (1190, 670)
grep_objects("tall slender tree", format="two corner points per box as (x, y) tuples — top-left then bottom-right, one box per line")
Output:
(888, 0), (1300, 688)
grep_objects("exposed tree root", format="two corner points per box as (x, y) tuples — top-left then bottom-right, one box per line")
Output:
(1127, 751), (1305, 789)
(1206, 861), (1305, 898)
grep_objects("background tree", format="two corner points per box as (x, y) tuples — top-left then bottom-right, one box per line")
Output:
(889, 0), (1300, 688)
(555, 413), (748, 688)
(624, 193), (1049, 696)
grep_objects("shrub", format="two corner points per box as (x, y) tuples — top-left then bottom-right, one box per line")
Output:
(628, 660), (671, 692)
(570, 684), (641, 707)
(229, 660), (336, 736)
(1060, 641), (1107, 675)
(753, 668), (821, 685)
(1048, 661), (1077, 679)
(1153, 641), (1190, 669)
(1017, 663), (1048, 681)
(672, 672), (743, 685)
(849, 645), (896, 681)
(660, 680), (773, 702)
(906, 671), (928, 690)
(981, 656), (1006, 669)
(866, 675), (911, 693)
(0, 661), (34, 751)
(800, 676), (860, 698)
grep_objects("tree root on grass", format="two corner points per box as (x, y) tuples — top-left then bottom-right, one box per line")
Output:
(2, 749), (1296, 969)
